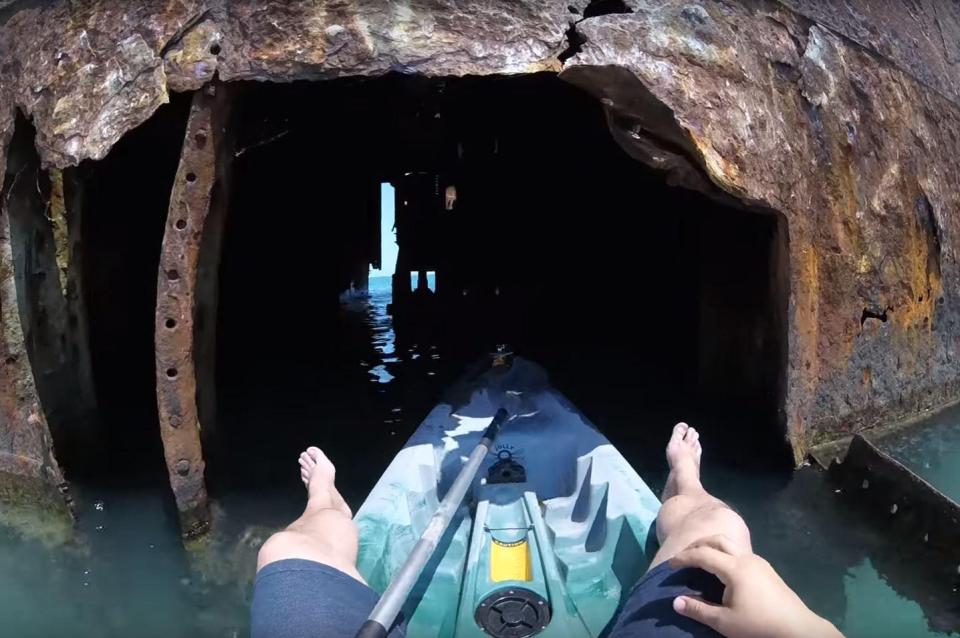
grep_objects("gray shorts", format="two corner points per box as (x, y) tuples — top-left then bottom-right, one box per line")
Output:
(250, 558), (722, 638)
(250, 559), (406, 638)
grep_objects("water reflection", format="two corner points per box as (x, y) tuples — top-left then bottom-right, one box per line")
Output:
(350, 275), (441, 387)
(366, 280), (396, 384)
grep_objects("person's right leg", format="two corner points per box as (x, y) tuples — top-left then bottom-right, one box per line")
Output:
(608, 423), (752, 638)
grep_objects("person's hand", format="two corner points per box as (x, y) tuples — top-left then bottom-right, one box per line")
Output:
(669, 535), (844, 638)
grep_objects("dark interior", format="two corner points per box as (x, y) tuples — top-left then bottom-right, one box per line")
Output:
(22, 72), (789, 503)
(208, 72), (791, 508)
(71, 93), (192, 480)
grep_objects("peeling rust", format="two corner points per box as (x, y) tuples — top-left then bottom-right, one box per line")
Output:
(563, 3), (960, 459)
(155, 83), (230, 539)
(162, 16), (221, 93)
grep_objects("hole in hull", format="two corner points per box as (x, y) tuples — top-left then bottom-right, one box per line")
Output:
(71, 93), (192, 479)
(205, 73), (791, 501)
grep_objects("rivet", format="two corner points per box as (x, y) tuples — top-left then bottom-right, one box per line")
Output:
(176, 460), (190, 476)
(169, 415), (182, 428)
(890, 503), (898, 514)
(861, 479), (869, 489)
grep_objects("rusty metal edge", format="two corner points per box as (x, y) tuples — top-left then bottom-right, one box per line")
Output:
(830, 434), (960, 565)
(809, 394), (960, 469)
(155, 83), (230, 539)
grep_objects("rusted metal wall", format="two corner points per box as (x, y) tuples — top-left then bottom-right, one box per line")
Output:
(775, 0), (960, 108)
(6, 147), (97, 457)
(0, 1), (957, 535)
(155, 85), (230, 538)
(0, 1), (572, 169)
(563, 1), (960, 461)
(0, 111), (71, 520)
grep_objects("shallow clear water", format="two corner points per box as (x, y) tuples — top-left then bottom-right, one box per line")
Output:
(873, 403), (960, 502)
(697, 466), (958, 638)
(0, 484), (247, 638)
(1, 280), (956, 637)
(842, 559), (945, 638)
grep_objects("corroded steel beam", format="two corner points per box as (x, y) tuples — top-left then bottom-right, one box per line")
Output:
(0, 122), (72, 526)
(155, 84), (230, 538)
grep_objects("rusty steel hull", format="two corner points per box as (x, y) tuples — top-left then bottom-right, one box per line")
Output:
(155, 86), (230, 538)
(0, 1), (957, 536)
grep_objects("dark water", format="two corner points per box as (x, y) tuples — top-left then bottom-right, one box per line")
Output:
(0, 277), (956, 637)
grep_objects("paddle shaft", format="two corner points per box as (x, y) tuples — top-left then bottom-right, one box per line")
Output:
(355, 408), (509, 638)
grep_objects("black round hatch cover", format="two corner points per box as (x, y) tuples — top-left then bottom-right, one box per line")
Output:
(475, 587), (551, 638)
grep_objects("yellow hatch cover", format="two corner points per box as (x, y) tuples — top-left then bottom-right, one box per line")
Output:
(490, 538), (532, 582)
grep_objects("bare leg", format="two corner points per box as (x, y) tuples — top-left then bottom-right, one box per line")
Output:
(256, 447), (366, 583)
(648, 423), (752, 571)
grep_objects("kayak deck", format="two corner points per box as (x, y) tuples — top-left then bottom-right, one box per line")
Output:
(356, 358), (662, 637)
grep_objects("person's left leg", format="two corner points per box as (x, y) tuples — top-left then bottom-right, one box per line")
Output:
(251, 448), (404, 638)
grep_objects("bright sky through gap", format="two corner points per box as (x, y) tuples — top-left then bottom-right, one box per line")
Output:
(371, 182), (398, 278)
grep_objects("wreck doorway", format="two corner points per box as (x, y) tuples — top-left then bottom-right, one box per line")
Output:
(72, 95), (193, 480)
(205, 72), (790, 513)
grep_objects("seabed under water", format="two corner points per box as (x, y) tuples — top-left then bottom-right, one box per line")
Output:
(0, 278), (957, 638)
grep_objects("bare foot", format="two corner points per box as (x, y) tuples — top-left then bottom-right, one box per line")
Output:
(662, 423), (704, 501)
(298, 447), (352, 518)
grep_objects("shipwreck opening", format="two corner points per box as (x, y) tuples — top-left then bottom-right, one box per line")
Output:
(205, 72), (791, 508)
(67, 94), (193, 481)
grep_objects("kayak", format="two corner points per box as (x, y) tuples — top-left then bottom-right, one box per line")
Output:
(355, 357), (662, 638)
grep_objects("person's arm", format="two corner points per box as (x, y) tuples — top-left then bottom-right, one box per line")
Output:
(669, 534), (844, 638)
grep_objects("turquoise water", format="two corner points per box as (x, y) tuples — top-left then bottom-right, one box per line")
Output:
(0, 484), (247, 638)
(696, 466), (958, 637)
(0, 281), (956, 637)
(3, 452), (950, 637)
(874, 403), (960, 502)
(843, 559), (944, 638)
